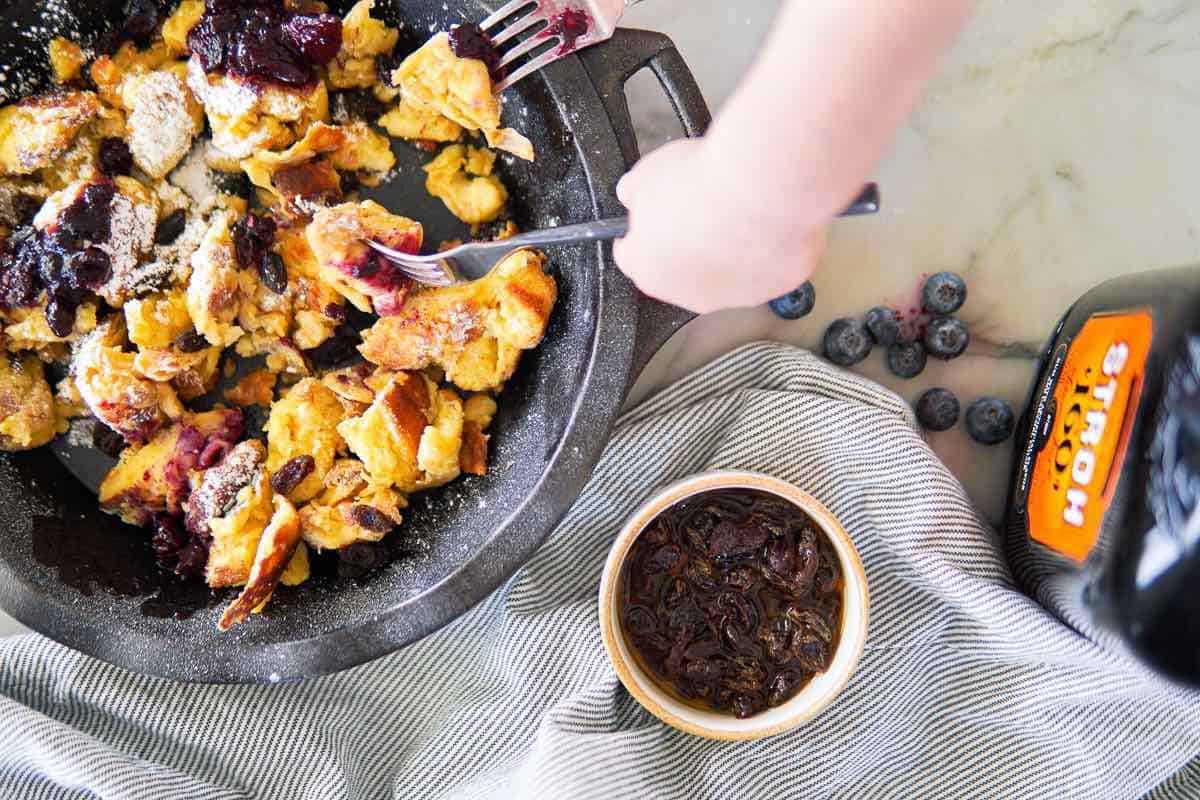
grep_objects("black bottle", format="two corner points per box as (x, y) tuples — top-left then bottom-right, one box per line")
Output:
(1006, 265), (1200, 685)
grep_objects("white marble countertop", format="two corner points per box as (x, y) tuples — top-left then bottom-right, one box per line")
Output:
(625, 0), (1200, 527)
(2, 1), (1197, 639)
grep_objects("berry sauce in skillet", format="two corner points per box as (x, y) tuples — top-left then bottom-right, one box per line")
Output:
(448, 23), (505, 82)
(544, 9), (589, 55)
(188, 0), (343, 87)
(0, 181), (117, 337)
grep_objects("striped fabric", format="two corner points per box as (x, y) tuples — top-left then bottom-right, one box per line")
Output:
(1, 341), (1198, 800)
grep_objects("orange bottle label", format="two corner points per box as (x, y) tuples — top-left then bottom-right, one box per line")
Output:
(1027, 311), (1153, 562)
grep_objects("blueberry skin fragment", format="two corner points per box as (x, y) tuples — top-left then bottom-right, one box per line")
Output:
(823, 318), (872, 366)
(915, 387), (960, 431)
(922, 271), (967, 315)
(865, 306), (901, 345)
(767, 281), (815, 320)
(924, 316), (969, 359)
(886, 341), (927, 379)
(965, 396), (1015, 444)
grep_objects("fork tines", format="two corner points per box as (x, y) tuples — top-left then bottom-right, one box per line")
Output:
(479, 0), (541, 36)
(478, 1), (567, 93)
(365, 241), (455, 287)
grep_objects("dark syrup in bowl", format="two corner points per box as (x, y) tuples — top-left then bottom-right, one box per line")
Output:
(618, 488), (844, 719)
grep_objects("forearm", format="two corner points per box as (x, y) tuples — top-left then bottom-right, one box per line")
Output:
(706, 0), (972, 227)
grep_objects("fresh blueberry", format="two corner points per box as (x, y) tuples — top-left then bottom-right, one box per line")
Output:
(865, 306), (901, 345)
(965, 396), (1015, 445)
(767, 281), (815, 320)
(886, 341), (926, 379)
(922, 271), (967, 315)
(924, 316), (969, 359)
(915, 388), (960, 431)
(823, 318), (872, 366)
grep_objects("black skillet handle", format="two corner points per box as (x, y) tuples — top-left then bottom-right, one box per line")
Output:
(578, 28), (710, 384)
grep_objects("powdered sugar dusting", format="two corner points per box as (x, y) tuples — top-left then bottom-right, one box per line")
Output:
(186, 56), (256, 120)
(445, 303), (480, 346)
(170, 145), (220, 213)
(98, 189), (158, 301)
(376, 167), (403, 185)
(186, 441), (265, 533)
(66, 416), (96, 447)
(132, 214), (207, 296)
(125, 70), (199, 179)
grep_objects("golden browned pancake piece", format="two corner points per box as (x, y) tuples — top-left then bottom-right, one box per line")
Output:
(359, 249), (556, 392)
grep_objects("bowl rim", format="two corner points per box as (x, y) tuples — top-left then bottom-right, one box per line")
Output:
(597, 470), (870, 740)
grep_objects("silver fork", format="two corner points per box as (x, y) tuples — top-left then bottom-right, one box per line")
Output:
(483, 0), (644, 93)
(367, 217), (629, 287)
(367, 185), (880, 288)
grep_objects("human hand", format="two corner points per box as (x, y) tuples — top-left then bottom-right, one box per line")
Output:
(613, 137), (828, 315)
(612, 0), (971, 316)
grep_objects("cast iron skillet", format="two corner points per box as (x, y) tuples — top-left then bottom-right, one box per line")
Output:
(0, 0), (708, 681)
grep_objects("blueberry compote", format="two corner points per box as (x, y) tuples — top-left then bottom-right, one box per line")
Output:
(448, 23), (504, 82)
(544, 8), (590, 55)
(187, 0), (343, 88)
(0, 181), (116, 337)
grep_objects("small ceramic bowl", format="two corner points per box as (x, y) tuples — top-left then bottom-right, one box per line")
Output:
(598, 471), (870, 740)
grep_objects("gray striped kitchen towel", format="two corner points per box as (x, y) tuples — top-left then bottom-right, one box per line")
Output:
(1, 341), (1198, 800)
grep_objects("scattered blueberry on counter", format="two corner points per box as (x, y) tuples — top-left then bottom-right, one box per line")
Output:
(886, 340), (926, 379)
(823, 318), (873, 366)
(965, 396), (1015, 444)
(767, 281), (816, 320)
(924, 315), (969, 359)
(922, 271), (967, 315)
(764, 270), (1008, 444)
(865, 306), (902, 345)
(915, 388), (960, 432)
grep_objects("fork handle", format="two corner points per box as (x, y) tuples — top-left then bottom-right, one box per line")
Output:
(502, 217), (631, 249)
(505, 186), (878, 253)
(497, 183), (880, 254)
